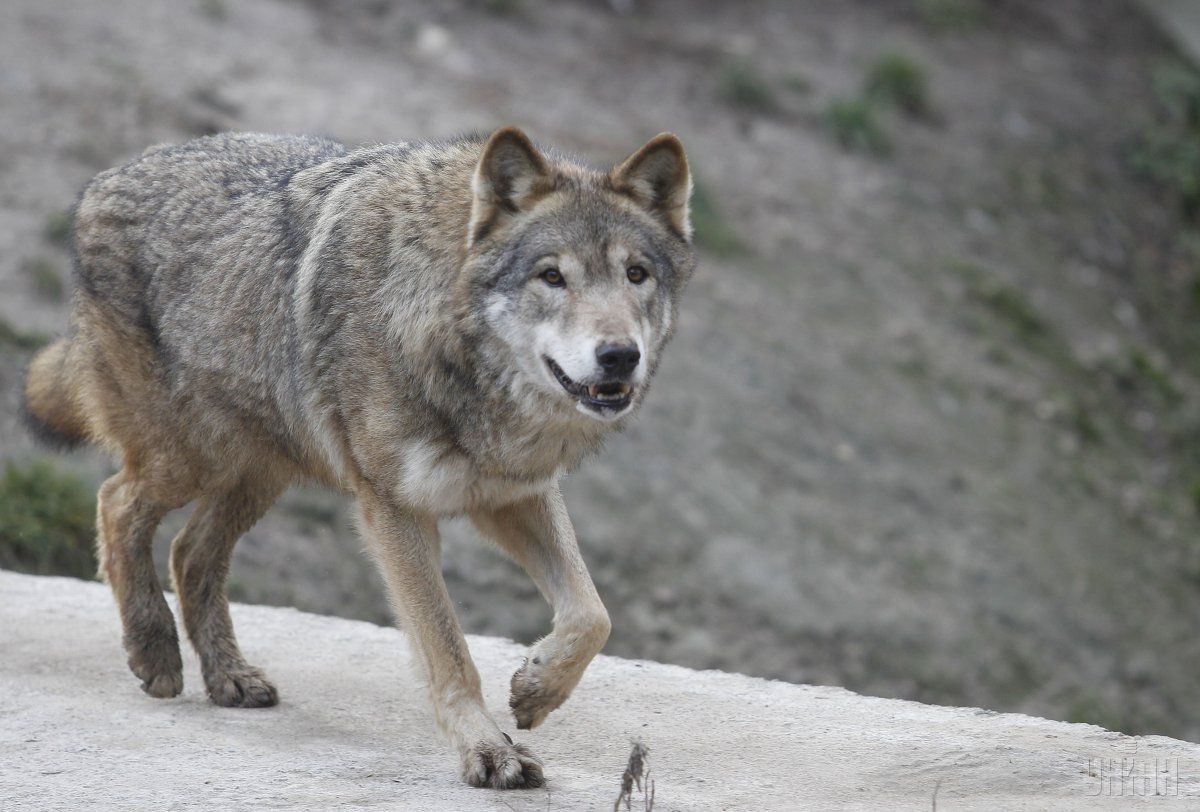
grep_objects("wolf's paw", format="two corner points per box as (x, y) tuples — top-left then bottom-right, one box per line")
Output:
(509, 658), (571, 730)
(206, 666), (279, 708)
(139, 669), (185, 699)
(463, 739), (545, 789)
(125, 632), (184, 699)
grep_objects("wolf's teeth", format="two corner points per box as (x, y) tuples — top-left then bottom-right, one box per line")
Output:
(585, 382), (633, 402)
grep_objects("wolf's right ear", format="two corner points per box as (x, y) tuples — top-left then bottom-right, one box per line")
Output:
(469, 127), (551, 245)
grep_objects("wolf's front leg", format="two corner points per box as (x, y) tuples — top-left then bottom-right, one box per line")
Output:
(470, 486), (611, 730)
(357, 489), (544, 789)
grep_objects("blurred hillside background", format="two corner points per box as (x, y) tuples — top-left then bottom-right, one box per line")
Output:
(3, 0), (1200, 740)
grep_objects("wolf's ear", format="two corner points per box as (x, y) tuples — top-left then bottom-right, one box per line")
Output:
(611, 133), (692, 241)
(469, 127), (551, 244)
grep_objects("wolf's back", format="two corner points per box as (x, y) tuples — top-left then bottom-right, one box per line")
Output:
(71, 133), (347, 330)
(24, 133), (349, 453)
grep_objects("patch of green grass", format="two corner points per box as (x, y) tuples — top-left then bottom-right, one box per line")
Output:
(1094, 348), (1186, 411)
(916, 0), (985, 31)
(22, 257), (65, 301)
(1068, 401), (1103, 445)
(0, 316), (51, 351)
(227, 577), (251, 603)
(42, 210), (72, 248)
(690, 180), (746, 257)
(865, 52), (932, 119)
(717, 60), (779, 114)
(0, 460), (97, 579)
(968, 278), (1046, 340)
(1128, 350), (1182, 405)
(1132, 61), (1200, 220)
(825, 96), (891, 155)
(1151, 60), (1200, 125)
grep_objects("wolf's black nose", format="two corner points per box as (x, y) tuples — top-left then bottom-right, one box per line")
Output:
(596, 343), (640, 377)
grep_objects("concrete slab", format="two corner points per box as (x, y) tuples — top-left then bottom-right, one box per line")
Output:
(2, 570), (1199, 810)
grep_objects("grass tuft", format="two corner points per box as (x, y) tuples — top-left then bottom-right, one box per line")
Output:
(975, 284), (1044, 338)
(689, 181), (746, 257)
(824, 97), (891, 155)
(866, 52), (933, 119)
(1069, 402), (1103, 445)
(0, 316), (51, 351)
(22, 256), (66, 301)
(916, 0), (985, 31)
(43, 210), (73, 248)
(717, 60), (779, 114)
(1131, 61), (1200, 220)
(1128, 350), (1182, 405)
(0, 460), (97, 580)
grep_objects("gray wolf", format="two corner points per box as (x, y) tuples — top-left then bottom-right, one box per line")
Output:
(22, 127), (695, 788)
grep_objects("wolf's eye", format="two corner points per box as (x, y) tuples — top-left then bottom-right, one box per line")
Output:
(540, 268), (565, 288)
(626, 265), (648, 285)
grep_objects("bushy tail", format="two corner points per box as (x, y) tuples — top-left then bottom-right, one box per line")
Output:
(21, 338), (90, 450)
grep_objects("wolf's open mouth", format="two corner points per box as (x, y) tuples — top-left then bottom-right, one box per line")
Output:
(545, 357), (633, 413)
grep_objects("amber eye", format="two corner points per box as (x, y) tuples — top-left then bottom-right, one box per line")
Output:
(540, 268), (565, 287)
(626, 265), (648, 284)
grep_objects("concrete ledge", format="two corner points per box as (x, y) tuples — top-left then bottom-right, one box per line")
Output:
(2, 570), (1198, 810)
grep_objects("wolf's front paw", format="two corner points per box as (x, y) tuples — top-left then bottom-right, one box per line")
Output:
(138, 668), (184, 698)
(125, 631), (184, 699)
(509, 657), (572, 730)
(462, 738), (545, 789)
(205, 666), (278, 708)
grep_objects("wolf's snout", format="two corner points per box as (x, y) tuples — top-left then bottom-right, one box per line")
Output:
(595, 343), (640, 378)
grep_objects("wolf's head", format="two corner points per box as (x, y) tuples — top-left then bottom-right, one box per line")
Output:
(461, 127), (695, 422)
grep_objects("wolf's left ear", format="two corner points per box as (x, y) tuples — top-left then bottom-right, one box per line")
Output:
(611, 133), (693, 241)
(469, 126), (551, 245)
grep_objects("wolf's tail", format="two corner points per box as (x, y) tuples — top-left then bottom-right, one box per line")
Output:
(21, 338), (91, 450)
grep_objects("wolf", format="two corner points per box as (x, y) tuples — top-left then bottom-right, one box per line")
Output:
(21, 126), (695, 788)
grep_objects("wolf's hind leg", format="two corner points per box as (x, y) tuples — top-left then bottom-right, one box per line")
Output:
(469, 486), (611, 730)
(170, 477), (286, 708)
(97, 471), (184, 698)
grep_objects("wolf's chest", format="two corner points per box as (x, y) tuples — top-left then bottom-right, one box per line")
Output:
(396, 440), (559, 515)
